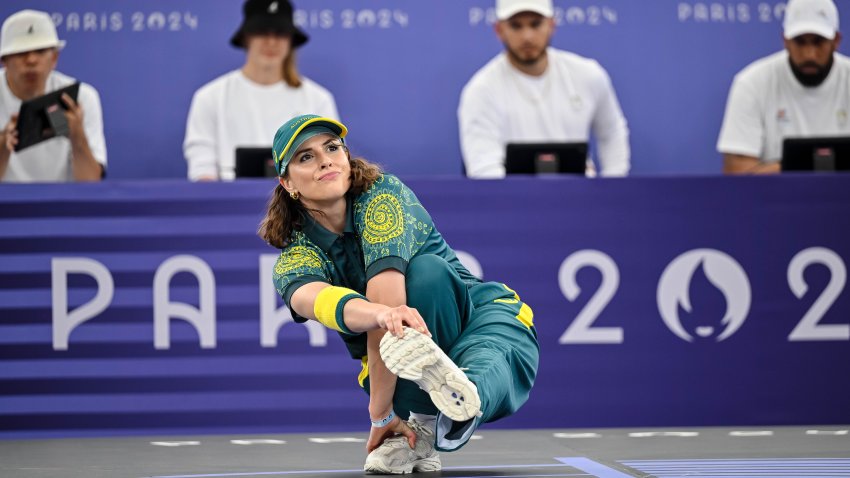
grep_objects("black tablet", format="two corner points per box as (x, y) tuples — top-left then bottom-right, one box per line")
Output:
(14, 82), (80, 152)
(505, 142), (588, 175)
(235, 147), (277, 178)
(781, 136), (850, 172)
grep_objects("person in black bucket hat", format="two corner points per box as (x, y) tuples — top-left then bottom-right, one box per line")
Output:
(183, 0), (339, 182)
(230, 0), (308, 49)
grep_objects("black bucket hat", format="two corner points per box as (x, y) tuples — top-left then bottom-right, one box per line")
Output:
(230, 0), (308, 49)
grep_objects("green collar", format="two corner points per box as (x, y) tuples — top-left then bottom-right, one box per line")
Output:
(300, 195), (356, 252)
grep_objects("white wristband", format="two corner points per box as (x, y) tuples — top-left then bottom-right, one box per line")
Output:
(370, 410), (395, 428)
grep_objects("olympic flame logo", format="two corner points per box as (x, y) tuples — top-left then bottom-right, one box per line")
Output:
(657, 249), (752, 342)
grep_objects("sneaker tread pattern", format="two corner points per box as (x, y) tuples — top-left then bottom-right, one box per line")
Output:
(379, 327), (481, 421)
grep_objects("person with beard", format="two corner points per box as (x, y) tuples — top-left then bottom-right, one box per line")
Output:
(184, 0), (338, 181)
(0, 10), (106, 182)
(457, 0), (630, 178)
(718, 0), (847, 174)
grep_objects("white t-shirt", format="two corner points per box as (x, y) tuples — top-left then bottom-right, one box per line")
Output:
(458, 48), (630, 178)
(717, 51), (850, 162)
(0, 70), (107, 182)
(183, 70), (339, 181)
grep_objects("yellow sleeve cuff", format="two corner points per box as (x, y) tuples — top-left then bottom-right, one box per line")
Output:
(313, 286), (365, 335)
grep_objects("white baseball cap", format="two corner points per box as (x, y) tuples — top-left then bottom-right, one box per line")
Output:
(783, 0), (839, 40)
(496, 0), (554, 21)
(0, 10), (66, 57)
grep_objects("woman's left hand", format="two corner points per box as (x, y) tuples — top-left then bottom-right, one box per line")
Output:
(366, 415), (416, 453)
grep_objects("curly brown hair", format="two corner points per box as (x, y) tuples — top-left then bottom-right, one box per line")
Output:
(257, 156), (382, 249)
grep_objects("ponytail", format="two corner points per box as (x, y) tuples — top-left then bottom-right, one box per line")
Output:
(282, 50), (302, 88)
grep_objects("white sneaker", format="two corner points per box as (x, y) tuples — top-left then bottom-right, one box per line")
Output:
(379, 327), (481, 421)
(363, 418), (441, 474)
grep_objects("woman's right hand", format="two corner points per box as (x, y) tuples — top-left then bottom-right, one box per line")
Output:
(374, 305), (430, 338)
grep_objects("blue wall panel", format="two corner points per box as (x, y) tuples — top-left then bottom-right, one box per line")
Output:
(0, 176), (848, 438)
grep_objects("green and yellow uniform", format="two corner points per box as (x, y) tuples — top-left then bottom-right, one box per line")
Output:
(273, 174), (539, 450)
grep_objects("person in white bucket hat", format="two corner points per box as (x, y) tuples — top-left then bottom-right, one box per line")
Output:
(0, 9), (106, 182)
(718, 0), (848, 174)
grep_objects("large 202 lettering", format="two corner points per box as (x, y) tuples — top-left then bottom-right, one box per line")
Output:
(558, 247), (849, 344)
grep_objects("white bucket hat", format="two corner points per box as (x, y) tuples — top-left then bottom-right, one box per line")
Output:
(0, 10), (66, 57)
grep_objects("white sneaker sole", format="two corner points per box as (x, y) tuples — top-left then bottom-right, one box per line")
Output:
(379, 327), (481, 422)
(363, 455), (441, 474)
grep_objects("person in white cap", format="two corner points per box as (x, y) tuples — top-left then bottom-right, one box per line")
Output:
(718, 0), (847, 174)
(458, 0), (630, 178)
(183, 0), (338, 181)
(0, 9), (106, 182)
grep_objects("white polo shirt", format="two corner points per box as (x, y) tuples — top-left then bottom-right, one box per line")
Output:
(458, 47), (630, 178)
(0, 70), (107, 182)
(717, 51), (850, 163)
(183, 70), (339, 181)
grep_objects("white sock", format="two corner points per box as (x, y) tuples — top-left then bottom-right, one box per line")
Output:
(408, 412), (437, 431)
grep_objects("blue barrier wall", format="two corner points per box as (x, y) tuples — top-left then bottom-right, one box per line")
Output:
(1, 176), (848, 438)
(3, 0), (849, 179)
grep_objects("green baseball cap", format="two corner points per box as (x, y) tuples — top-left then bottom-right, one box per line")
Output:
(272, 114), (348, 176)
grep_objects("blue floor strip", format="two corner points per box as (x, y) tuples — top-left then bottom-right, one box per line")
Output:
(147, 462), (579, 478)
(556, 458), (635, 478)
(620, 458), (850, 477)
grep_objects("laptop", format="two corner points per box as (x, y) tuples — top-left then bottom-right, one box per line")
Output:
(781, 136), (850, 172)
(15, 82), (80, 151)
(505, 142), (588, 175)
(235, 147), (277, 178)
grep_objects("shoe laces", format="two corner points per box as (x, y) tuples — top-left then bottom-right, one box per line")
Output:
(406, 418), (434, 438)
(379, 434), (413, 449)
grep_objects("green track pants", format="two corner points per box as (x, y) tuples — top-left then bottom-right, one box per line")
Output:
(362, 254), (539, 449)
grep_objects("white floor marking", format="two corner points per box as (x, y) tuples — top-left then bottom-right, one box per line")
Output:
(150, 441), (201, 447)
(307, 437), (364, 443)
(729, 430), (774, 437)
(554, 432), (602, 439)
(230, 439), (286, 445)
(628, 431), (699, 438)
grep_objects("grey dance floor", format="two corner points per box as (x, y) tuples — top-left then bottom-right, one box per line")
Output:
(1, 426), (848, 478)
